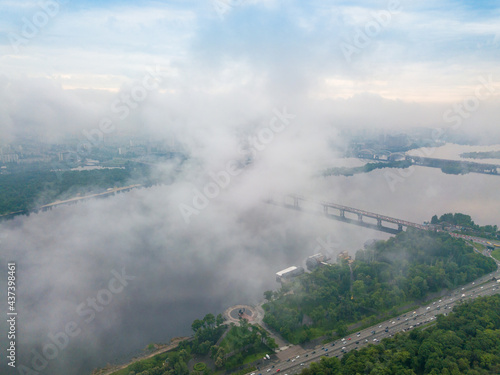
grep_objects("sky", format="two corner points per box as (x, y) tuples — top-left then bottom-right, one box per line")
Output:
(1, 1), (500, 98)
(0, 0), (499, 146)
(0, 1), (500, 375)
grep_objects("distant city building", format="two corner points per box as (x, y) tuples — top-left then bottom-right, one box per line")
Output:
(58, 152), (75, 162)
(0, 154), (19, 164)
(306, 253), (329, 271)
(276, 266), (304, 283)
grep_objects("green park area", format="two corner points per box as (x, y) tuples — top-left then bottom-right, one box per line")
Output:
(492, 249), (500, 262)
(0, 164), (156, 215)
(262, 229), (496, 344)
(108, 313), (277, 375)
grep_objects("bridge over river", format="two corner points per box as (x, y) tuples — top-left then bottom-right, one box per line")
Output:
(266, 194), (429, 234)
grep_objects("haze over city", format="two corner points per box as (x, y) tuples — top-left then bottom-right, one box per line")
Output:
(0, 1), (500, 375)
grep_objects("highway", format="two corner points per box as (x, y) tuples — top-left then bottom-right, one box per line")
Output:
(450, 232), (500, 248)
(255, 269), (500, 375)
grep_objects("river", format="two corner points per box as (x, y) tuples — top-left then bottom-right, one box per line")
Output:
(0, 143), (499, 375)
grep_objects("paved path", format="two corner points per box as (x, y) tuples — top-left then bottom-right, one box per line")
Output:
(91, 337), (188, 375)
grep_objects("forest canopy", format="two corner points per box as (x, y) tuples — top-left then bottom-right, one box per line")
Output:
(300, 294), (500, 375)
(263, 229), (496, 344)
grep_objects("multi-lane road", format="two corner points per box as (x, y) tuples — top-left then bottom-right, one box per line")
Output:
(256, 268), (500, 375)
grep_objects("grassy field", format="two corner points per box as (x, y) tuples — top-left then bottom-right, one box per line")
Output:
(472, 242), (486, 252)
(492, 249), (500, 262)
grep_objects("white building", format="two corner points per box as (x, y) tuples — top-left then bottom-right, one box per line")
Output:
(276, 266), (304, 282)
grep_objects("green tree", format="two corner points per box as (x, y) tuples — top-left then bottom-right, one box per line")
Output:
(216, 313), (224, 327)
(264, 290), (273, 301)
(204, 313), (216, 328)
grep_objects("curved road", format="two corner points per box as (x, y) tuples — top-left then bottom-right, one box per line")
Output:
(254, 268), (500, 375)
